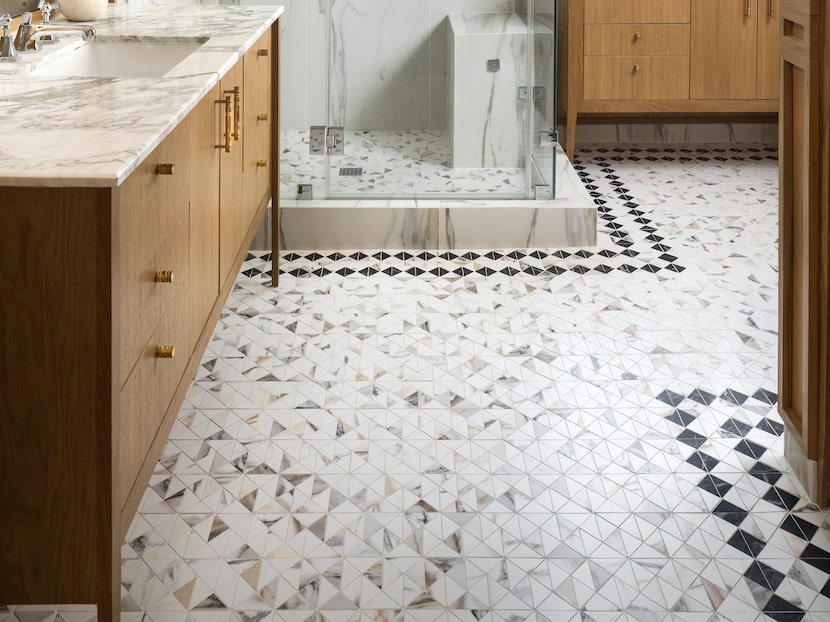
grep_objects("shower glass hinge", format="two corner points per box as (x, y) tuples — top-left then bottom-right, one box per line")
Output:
(309, 125), (345, 155)
(518, 86), (546, 101)
(296, 184), (313, 200)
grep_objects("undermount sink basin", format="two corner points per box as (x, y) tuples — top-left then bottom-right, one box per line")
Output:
(32, 38), (207, 78)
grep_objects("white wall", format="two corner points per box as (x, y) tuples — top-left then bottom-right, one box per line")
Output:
(278, 0), (516, 131)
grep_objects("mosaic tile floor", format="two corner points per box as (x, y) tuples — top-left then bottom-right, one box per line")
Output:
(8, 144), (827, 622)
(281, 130), (530, 199)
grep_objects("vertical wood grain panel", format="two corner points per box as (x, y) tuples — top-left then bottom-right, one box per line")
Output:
(756, 0), (780, 99)
(0, 187), (115, 616)
(272, 22), (281, 287)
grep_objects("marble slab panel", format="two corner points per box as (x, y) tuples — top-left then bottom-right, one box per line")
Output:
(575, 123), (780, 145)
(448, 13), (527, 168)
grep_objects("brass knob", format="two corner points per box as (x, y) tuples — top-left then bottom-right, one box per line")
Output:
(156, 346), (175, 359)
(155, 163), (175, 176)
(257, 113), (269, 121)
(633, 64), (641, 73)
(154, 270), (174, 283)
(633, 32), (641, 41)
(256, 160), (268, 168)
(257, 49), (268, 57)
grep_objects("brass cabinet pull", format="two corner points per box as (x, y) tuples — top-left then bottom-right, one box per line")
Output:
(224, 86), (241, 141)
(745, 0), (751, 17)
(633, 32), (641, 41)
(257, 113), (269, 121)
(154, 270), (174, 283)
(215, 95), (232, 153)
(633, 63), (641, 73)
(768, 0), (774, 17)
(256, 160), (267, 168)
(257, 48), (268, 57)
(156, 345), (175, 359)
(155, 163), (175, 176)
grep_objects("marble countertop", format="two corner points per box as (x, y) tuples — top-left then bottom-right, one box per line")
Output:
(0, 3), (283, 187)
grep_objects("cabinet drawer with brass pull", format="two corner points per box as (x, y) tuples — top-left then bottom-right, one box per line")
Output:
(583, 56), (690, 100)
(584, 24), (690, 56)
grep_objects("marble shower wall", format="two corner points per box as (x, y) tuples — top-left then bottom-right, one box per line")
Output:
(277, 0), (516, 132)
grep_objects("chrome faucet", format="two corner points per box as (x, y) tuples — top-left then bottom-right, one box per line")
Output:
(0, 13), (20, 61)
(14, 2), (96, 51)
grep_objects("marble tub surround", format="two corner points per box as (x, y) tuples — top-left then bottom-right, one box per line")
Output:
(0, 3), (283, 187)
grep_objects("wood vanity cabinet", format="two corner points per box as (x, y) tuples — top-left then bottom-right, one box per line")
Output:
(561, 0), (779, 158)
(0, 22), (279, 622)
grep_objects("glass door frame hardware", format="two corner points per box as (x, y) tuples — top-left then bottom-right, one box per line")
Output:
(309, 125), (345, 155)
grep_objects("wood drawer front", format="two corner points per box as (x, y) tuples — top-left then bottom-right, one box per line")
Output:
(585, 0), (690, 23)
(243, 29), (272, 222)
(119, 275), (191, 510)
(119, 117), (191, 274)
(584, 56), (690, 100)
(584, 24), (690, 56)
(120, 211), (191, 386)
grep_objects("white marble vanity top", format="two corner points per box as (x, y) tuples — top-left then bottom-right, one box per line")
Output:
(0, 3), (283, 187)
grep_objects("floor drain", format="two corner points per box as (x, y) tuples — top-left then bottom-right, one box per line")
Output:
(339, 167), (363, 176)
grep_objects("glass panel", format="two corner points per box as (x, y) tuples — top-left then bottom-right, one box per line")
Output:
(324, 0), (533, 200)
(528, 0), (559, 198)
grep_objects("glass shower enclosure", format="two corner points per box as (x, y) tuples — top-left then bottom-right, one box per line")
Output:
(280, 0), (561, 202)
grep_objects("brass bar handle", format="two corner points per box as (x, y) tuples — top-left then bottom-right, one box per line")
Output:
(225, 86), (240, 141)
(257, 113), (269, 122)
(156, 346), (175, 359)
(745, 0), (751, 17)
(155, 163), (175, 176)
(768, 0), (773, 17)
(256, 160), (267, 168)
(154, 270), (174, 283)
(215, 95), (232, 153)
(257, 48), (268, 57)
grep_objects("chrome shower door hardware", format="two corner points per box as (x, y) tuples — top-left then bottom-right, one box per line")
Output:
(309, 125), (345, 155)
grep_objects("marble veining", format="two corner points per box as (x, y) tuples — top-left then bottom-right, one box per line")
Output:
(0, 4), (283, 187)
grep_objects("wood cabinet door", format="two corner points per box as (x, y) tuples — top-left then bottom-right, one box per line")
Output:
(219, 60), (245, 288)
(190, 86), (221, 345)
(243, 29), (272, 227)
(778, 0), (829, 503)
(690, 0), (757, 99)
(756, 0), (779, 99)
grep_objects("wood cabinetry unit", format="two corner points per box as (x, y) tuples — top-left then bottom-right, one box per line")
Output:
(0, 22), (280, 622)
(562, 0), (779, 158)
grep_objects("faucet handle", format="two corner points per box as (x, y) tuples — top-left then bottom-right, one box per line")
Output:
(39, 1), (56, 24)
(0, 13), (12, 35)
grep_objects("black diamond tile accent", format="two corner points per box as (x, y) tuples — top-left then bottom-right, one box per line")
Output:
(306, 252), (323, 261)
(749, 462), (783, 485)
(572, 266), (590, 274)
(309, 267), (330, 277)
(359, 267), (379, 276)
(688, 389), (717, 406)
(598, 250), (618, 258)
(349, 251), (369, 260)
(727, 529), (766, 557)
(382, 266), (402, 276)
(763, 486), (800, 510)
(713, 500), (748, 526)
(780, 515), (819, 541)
(641, 264), (662, 273)
(698, 474), (732, 497)
(547, 266), (566, 276)
(528, 250), (547, 259)
(408, 267), (426, 276)
(284, 252), (302, 261)
(745, 560), (786, 591)
(328, 252), (347, 260)
(287, 268), (308, 277)
(657, 390), (686, 407)
(574, 250), (593, 258)
(415, 251), (433, 260)
(506, 250), (525, 259)
(477, 267), (497, 276)
(618, 265), (638, 274)
(677, 429), (707, 449)
(430, 267), (452, 276)
(801, 544), (830, 575)
(659, 253), (678, 262)
(593, 265), (614, 274)
(721, 389), (749, 405)
(667, 409), (696, 427)
(394, 251), (412, 260)
(735, 439), (767, 460)
(757, 418), (785, 436)
(454, 267), (474, 276)
(753, 388), (779, 405)
(686, 451), (719, 472)
(523, 266), (545, 276)
(763, 595), (805, 621)
(484, 251), (502, 260)
(552, 251), (571, 259)
(336, 267), (355, 276)
(241, 268), (262, 278)
(822, 578), (830, 599)
(500, 267), (520, 276)
(721, 418), (753, 438)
